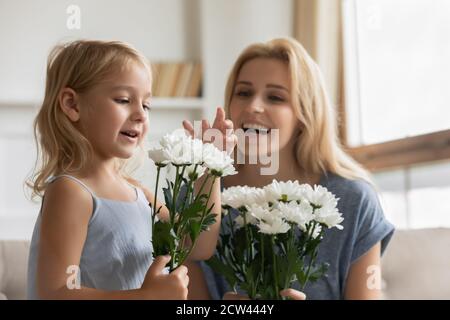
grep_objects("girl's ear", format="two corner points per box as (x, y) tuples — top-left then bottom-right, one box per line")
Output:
(59, 87), (80, 122)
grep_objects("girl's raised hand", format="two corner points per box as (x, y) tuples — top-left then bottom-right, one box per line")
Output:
(182, 107), (237, 155)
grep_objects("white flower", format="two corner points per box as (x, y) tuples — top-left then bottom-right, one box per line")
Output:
(264, 180), (311, 202)
(222, 186), (268, 209)
(304, 185), (338, 211)
(202, 143), (237, 177)
(310, 224), (322, 239)
(243, 204), (289, 235)
(183, 164), (206, 180)
(303, 185), (344, 230)
(258, 215), (291, 235)
(147, 148), (170, 166)
(234, 212), (258, 227)
(149, 129), (192, 165)
(314, 207), (344, 230)
(186, 137), (204, 165)
(246, 203), (275, 222)
(276, 201), (313, 230)
(222, 186), (252, 209)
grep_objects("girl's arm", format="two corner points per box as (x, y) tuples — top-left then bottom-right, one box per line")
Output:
(37, 178), (188, 299)
(344, 242), (382, 299)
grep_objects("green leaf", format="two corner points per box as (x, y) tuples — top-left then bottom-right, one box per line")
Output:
(201, 213), (217, 231)
(152, 220), (178, 257)
(182, 200), (204, 220)
(188, 220), (201, 242)
(206, 256), (239, 289)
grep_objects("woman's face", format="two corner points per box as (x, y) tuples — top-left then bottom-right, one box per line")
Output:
(229, 58), (300, 159)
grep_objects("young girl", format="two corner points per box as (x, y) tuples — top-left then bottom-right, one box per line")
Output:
(26, 40), (230, 299)
(183, 37), (395, 300)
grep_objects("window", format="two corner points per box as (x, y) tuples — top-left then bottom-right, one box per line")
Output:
(342, 0), (450, 147)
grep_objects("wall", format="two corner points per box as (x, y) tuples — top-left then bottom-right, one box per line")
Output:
(0, 0), (294, 239)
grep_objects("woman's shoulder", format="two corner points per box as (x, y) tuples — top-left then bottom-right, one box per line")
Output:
(320, 172), (380, 207)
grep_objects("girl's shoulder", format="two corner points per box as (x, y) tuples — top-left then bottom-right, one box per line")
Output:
(41, 175), (94, 224)
(124, 177), (153, 202)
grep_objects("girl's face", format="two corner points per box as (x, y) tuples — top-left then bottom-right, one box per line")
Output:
(78, 62), (151, 160)
(229, 58), (300, 158)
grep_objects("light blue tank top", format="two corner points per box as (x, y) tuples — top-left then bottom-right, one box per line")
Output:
(27, 175), (154, 299)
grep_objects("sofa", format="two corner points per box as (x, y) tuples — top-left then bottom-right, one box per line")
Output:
(1, 228), (449, 300)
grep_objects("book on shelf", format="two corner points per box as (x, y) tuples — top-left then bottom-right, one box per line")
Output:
(151, 62), (202, 98)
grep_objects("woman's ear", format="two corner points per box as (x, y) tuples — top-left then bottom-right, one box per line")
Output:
(59, 87), (80, 122)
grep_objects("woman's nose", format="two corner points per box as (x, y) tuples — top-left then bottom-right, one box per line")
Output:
(246, 96), (264, 113)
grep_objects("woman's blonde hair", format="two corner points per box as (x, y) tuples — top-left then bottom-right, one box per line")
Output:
(28, 39), (152, 199)
(224, 37), (371, 182)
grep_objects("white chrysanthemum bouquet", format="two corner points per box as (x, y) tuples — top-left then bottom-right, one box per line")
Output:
(148, 129), (236, 271)
(207, 180), (344, 299)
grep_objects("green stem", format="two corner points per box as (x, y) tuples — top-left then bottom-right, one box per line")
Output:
(260, 233), (264, 296)
(178, 174), (215, 266)
(193, 172), (210, 202)
(152, 166), (162, 239)
(271, 235), (280, 300)
(301, 222), (317, 291)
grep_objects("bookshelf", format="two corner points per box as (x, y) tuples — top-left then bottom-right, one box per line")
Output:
(151, 97), (204, 110)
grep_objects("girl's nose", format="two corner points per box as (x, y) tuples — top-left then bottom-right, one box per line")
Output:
(131, 102), (148, 122)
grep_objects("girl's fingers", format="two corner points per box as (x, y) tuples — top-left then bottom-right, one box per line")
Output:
(182, 120), (195, 137)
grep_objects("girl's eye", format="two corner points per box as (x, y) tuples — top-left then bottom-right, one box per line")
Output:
(115, 98), (129, 104)
(143, 104), (151, 111)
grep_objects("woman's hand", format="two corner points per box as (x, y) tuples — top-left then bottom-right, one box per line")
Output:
(223, 289), (306, 300)
(280, 288), (306, 300)
(183, 107), (237, 155)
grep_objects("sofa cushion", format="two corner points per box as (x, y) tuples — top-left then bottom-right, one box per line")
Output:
(0, 240), (30, 300)
(381, 228), (450, 299)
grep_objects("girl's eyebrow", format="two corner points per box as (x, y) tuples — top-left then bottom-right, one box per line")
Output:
(111, 85), (151, 97)
(111, 85), (135, 91)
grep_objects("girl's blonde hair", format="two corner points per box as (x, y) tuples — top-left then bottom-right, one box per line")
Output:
(28, 39), (152, 199)
(224, 37), (371, 182)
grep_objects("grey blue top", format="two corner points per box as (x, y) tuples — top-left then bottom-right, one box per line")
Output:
(27, 175), (153, 299)
(199, 172), (395, 300)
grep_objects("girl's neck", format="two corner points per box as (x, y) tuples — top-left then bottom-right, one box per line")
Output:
(67, 154), (120, 182)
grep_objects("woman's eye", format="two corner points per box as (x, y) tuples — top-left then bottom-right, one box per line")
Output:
(268, 95), (284, 102)
(143, 104), (151, 111)
(236, 90), (251, 97)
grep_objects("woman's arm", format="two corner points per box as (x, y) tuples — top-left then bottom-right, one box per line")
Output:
(344, 242), (382, 299)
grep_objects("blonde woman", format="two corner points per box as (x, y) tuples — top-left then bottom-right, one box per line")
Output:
(26, 40), (231, 299)
(183, 37), (394, 300)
